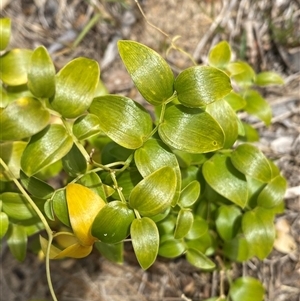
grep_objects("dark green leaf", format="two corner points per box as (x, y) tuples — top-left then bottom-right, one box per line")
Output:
(175, 66), (232, 107)
(52, 190), (70, 227)
(0, 18), (11, 51)
(131, 217), (159, 269)
(159, 105), (224, 153)
(95, 241), (123, 264)
(186, 248), (215, 270)
(118, 40), (174, 106)
(7, 223), (27, 261)
(208, 41), (231, 68)
(21, 124), (73, 176)
(62, 144), (87, 177)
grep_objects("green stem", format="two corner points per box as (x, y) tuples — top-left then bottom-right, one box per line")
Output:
(110, 170), (126, 203)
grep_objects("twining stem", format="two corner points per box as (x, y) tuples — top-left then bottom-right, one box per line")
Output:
(0, 158), (58, 301)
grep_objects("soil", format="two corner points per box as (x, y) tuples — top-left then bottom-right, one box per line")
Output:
(0, 1), (299, 301)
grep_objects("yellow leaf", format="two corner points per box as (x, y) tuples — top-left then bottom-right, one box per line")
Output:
(66, 183), (106, 246)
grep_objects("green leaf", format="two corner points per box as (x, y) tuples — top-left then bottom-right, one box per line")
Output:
(89, 95), (153, 149)
(20, 170), (54, 199)
(242, 207), (275, 259)
(1, 192), (37, 220)
(203, 153), (248, 208)
(185, 232), (212, 254)
(131, 217), (159, 269)
(224, 91), (247, 111)
(21, 124), (73, 176)
(178, 180), (200, 208)
(95, 241), (123, 264)
(0, 49), (33, 86)
(92, 201), (135, 244)
(72, 114), (101, 140)
(257, 175), (287, 208)
(227, 61), (256, 87)
(118, 40), (174, 106)
(62, 144), (87, 177)
(158, 239), (185, 258)
(7, 223), (27, 261)
(50, 57), (100, 118)
(255, 71), (284, 86)
(129, 166), (176, 217)
(0, 97), (50, 140)
(0, 141), (27, 181)
(158, 105), (224, 153)
(215, 205), (242, 241)
(134, 139), (181, 206)
(239, 122), (259, 142)
(208, 41), (231, 68)
(185, 217), (209, 240)
(231, 144), (272, 183)
(27, 46), (56, 98)
(206, 99), (238, 148)
(244, 89), (272, 125)
(0, 18), (11, 50)
(174, 209), (194, 239)
(186, 248), (215, 270)
(175, 66), (232, 107)
(0, 212), (9, 239)
(223, 235), (251, 262)
(52, 190), (70, 227)
(229, 277), (264, 301)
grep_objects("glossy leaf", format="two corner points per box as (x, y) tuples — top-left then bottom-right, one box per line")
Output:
(1, 192), (37, 220)
(255, 71), (284, 86)
(0, 211), (9, 239)
(52, 190), (70, 227)
(92, 201), (135, 244)
(231, 144), (272, 183)
(7, 223), (27, 261)
(206, 98), (238, 148)
(227, 61), (256, 87)
(0, 97), (50, 140)
(72, 114), (101, 140)
(95, 241), (123, 263)
(134, 138), (181, 206)
(174, 209), (194, 239)
(208, 41), (231, 68)
(0, 18), (11, 50)
(66, 183), (106, 246)
(224, 91), (247, 111)
(178, 180), (200, 208)
(185, 217), (209, 240)
(203, 153), (248, 208)
(0, 141), (27, 181)
(27, 46), (56, 98)
(118, 40), (174, 106)
(62, 144), (87, 177)
(20, 171), (54, 199)
(158, 239), (185, 258)
(0, 49), (33, 86)
(175, 66), (232, 107)
(186, 248), (215, 270)
(90, 95), (153, 149)
(223, 235), (251, 262)
(215, 205), (242, 241)
(159, 105), (224, 153)
(244, 89), (272, 125)
(50, 57), (99, 118)
(129, 166), (176, 216)
(21, 124), (73, 176)
(257, 175), (287, 208)
(229, 277), (264, 301)
(242, 207), (275, 259)
(131, 217), (159, 269)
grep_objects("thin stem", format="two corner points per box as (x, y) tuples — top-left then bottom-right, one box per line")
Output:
(110, 170), (126, 203)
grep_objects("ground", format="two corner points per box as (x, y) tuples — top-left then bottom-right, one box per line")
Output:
(0, 0), (299, 300)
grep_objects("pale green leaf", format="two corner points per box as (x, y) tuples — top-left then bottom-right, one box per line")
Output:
(208, 41), (231, 68)
(186, 248), (215, 270)
(0, 18), (11, 51)
(255, 71), (284, 86)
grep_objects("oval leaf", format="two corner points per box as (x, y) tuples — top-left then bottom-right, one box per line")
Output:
(174, 209), (194, 239)
(255, 71), (284, 86)
(129, 166), (176, 217)
(95, 241), (124, 264)
(223, 235), (251, 262)
(186, 248), (215, 270)
(0, 97), (50, 140)
(131, 217), (159, 269)
(0, 212), (9, 239)
(118, 40), (174, 106)
(0, 18), (11, 51)
(21, 124), (73, 176)
(89, 95), (153, 149)
(134, 138), (181, 206)
(178, 180), (200, 208)
(242, 207), (275, 259)
(72, 113), (101, 140)
(227, 61), (256, 87)
(92, 201), (135, 244)
(27, 46), (56, 98)
(50, 57), (100, 118)
(7, 224), (27, 261)
(52, 190), (70, 227)
(159, 105), (224, 153)
(224, 91), (247, 111)
(175, 66), (232, 107)
(158, 239), (185, 258)
(62, 144), (87, 177)
(203, 153), (248, 208)
(208, 41), (231, 68)
(0, 49), (33, 86)
(231, 144), (272, 183)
